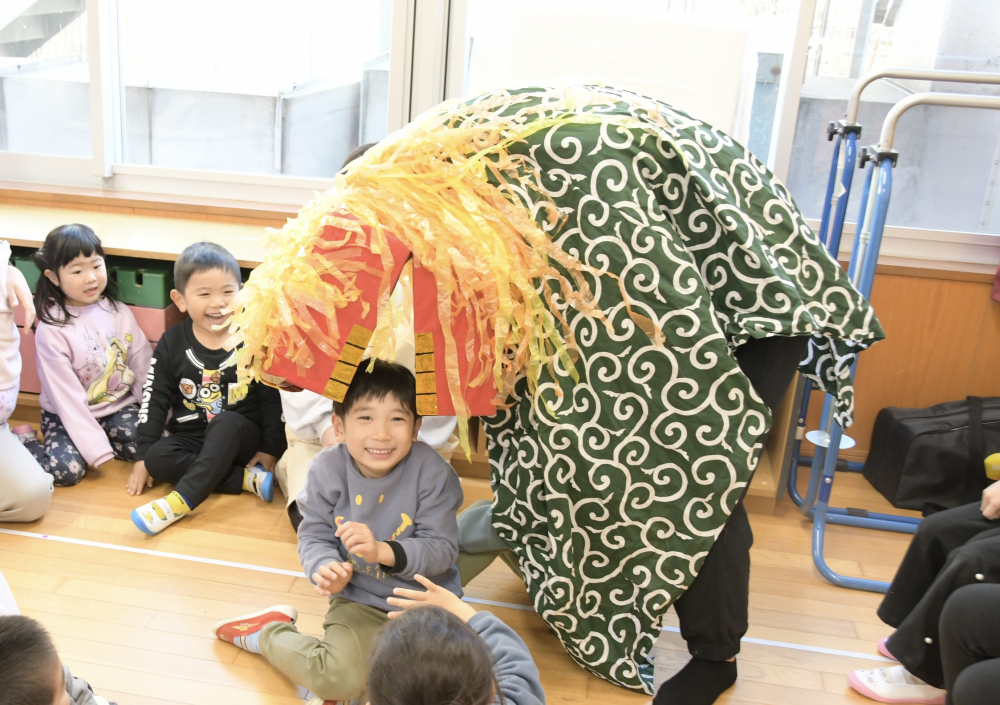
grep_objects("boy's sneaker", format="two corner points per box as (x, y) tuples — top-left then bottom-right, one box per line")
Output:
(214, 605), (298, 652)
(131, 491), (191, 535)
(243, 464), (274, 502)
(848, 666), (946, 704)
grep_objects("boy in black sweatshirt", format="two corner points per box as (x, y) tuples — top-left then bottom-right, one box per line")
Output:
(126, 242), (286, 535)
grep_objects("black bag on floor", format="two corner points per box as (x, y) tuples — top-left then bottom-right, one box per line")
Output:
(862, 397), (1000, 513)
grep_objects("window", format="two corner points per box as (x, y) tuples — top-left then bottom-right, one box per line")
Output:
(786, 0), (1000, 234)
(117, 0), (394, 177)
(460, 0), (798, 164)
(0, 2), (91, 157)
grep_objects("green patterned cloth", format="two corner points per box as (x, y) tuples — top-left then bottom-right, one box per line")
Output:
(461, 86), (884, 692)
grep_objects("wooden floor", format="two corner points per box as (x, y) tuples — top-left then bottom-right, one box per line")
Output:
(0, 457), (920, 705)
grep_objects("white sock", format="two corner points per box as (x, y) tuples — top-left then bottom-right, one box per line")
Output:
(233, 629), (261, 654)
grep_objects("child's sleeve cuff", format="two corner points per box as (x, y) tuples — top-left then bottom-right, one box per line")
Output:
(381, 540), (407, 573)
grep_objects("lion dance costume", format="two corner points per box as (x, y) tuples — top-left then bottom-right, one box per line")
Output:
(229, 86), (883, 692)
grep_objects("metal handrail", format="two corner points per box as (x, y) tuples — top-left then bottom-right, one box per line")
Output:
(846, 93), (1000, 289)
(877, 92), (1000, 152)
(846, 68), (1000, 125)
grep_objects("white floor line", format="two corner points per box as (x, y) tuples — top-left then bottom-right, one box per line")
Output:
(0, 527), (890, 662)
(658, 625), (893, 662)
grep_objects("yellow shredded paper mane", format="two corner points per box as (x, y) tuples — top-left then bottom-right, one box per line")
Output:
(227, 87), (659, 452)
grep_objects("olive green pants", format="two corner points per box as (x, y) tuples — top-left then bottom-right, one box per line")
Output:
(258, 596), (388, 701)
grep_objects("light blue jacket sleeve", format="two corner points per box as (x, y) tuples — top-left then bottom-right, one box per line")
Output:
(468, 611), (546, 705)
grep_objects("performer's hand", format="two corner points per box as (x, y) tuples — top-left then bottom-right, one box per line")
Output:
(981, 481), (1000, 520)
(248, 452), (277, 474)
(313, 561), (353, 596)
(387, 574), (477, 623)
(126, 460), (154, 496)
(336, 521), (393, 565)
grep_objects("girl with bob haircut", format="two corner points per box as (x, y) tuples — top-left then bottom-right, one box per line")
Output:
(368, 574), (545, 705)
(16, 224), (151, 486)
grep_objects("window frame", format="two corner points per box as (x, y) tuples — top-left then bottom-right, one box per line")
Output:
(0, 0), (846, 203)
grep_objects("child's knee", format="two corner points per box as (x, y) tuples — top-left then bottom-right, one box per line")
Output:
(47, 454), (87, 486)
(2, 467), (53, 521)
(307, 667), (366, 701)
(23, 471), (54, 520)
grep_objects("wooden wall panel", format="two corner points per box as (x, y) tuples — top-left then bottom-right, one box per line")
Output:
(804, 269), (1000, 461)
(968, 299), (1000, 397)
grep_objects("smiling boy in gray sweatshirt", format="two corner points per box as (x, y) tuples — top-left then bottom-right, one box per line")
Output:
(212, 359), (464, 702)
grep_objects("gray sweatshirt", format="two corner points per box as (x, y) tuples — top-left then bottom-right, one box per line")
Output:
(469, 612), (546, 705)
(296, 441), (464, 611)
(63, 666), (112, 705)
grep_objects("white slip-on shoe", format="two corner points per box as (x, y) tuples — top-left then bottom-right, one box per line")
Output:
(848, 665), (945, 704)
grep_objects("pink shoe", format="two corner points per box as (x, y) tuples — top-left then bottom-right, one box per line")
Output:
(877, 637), (897, 661)
(848, 666), (945, 704)
(11, 424), (37, 442)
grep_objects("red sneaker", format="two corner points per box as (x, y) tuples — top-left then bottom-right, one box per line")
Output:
(213, 605), (298, 651)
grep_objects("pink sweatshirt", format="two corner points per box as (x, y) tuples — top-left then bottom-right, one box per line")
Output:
(36, 299), (152, 466)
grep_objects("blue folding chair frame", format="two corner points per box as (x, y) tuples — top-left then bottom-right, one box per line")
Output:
(785, 85), (1000, 593)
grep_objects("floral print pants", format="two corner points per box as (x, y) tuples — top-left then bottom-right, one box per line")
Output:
(22, 405), (140, 486)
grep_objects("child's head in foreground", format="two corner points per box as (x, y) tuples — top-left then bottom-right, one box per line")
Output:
(368, 606), (500, 705)
(34, 223), (118, 326)
(170, 242), (242, 346)
(332, 358), (422, 479)
(0, 615), (70, 705)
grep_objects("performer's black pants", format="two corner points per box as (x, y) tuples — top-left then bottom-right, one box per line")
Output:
(673, 335), (810, 661)
(877, 502), (1000, 688)
(940, 584), (1000, 705)
(145, 411), (262, 508)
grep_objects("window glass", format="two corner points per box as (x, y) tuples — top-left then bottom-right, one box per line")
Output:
(786, 0), (1000, 234)
(118, 0), (394, 177)
(461, 0), (796, 165)
(0, 3), (91, 157)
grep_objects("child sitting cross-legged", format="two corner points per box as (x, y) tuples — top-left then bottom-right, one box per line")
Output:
(126, 242), (286, 534)
(213, 359), (464, 703)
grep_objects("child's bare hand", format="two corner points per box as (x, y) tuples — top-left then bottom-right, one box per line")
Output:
(248, 452), (277, 474)
(126, 461), (154, 496)
(312, 561), (353, 596)
(6, 265), (35, 329)
(335, 521), (388, 564)
(387, 574), (477, 623)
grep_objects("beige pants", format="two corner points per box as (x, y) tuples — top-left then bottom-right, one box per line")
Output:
(0, 422), (52, 523)
(258, 596), (388, 701)
(275, 426), (323, 509)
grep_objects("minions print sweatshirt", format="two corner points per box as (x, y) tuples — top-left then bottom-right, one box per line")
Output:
(296, 441), (464, 611)
(134, 317), (285, 460)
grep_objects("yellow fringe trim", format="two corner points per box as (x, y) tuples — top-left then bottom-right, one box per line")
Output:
(227, 86), (664, 454)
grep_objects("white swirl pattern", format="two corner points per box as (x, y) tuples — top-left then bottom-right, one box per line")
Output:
(465, 87), (883, 693)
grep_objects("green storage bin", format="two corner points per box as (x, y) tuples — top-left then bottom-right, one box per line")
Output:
(11, 246), (41, 294)
(110, 258), (174, 308)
